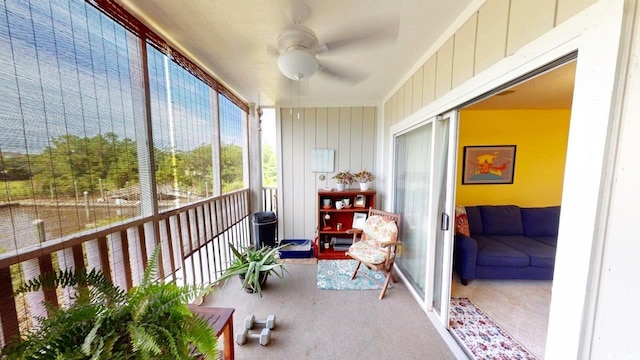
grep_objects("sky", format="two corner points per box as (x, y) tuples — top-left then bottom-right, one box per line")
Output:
(0, 1), (243, 156)
(261, 108), (276, 148)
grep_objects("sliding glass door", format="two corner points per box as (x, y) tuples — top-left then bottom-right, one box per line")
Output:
(393, 110), (458, 326)
(394, 122), (433, 296)
(430, 110), (458, 326)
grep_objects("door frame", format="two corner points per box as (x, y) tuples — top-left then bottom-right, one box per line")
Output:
(383, 1), (629, 357)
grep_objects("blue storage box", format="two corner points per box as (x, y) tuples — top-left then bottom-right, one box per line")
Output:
(279, 239), (313, 258)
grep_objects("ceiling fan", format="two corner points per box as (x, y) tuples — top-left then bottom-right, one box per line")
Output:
(273, 1), (398, 84)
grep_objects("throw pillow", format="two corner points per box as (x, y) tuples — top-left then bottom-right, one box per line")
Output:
(455, 205), (470, 237)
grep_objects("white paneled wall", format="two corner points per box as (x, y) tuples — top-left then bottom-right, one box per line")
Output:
(452, 13), (478, 88)
(475, 0), (509, 74)
(506, 0), (556, 56)
(384, 0), (596, 125)
(435, 37), (454, 99)
(279, 107), (376, 240)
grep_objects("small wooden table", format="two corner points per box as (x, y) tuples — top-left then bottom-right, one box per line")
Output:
(188, 305), (235, 360)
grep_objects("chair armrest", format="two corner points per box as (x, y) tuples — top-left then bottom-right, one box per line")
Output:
(346, 228), (363, 243)
(380, 240), (401, 249)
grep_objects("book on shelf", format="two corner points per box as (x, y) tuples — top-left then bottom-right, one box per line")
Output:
(330, 237), (352, 251)
(331, 237), (352, 246)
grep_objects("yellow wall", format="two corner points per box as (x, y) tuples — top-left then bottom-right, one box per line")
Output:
(456, 109), (570, 207)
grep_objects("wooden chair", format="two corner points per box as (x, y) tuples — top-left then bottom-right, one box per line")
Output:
(346, 208), (402, 300)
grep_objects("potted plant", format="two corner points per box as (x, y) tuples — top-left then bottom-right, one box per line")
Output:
(354, 169), (375, 190)
(332, 170), (355, 191)
(215, 242), (288, 297)
(1, 248), (217, 359)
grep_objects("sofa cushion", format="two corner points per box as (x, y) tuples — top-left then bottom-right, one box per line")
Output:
(530, 236), (557, 247)
(491, 235), (557, 268)
(474, 235), (530, 267)
(521, 206), (561, 237)
(465, 206), (483, 235)
(480, 206), (524, 235)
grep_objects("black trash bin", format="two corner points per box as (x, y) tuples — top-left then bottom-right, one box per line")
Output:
(252, 211), (277, 249)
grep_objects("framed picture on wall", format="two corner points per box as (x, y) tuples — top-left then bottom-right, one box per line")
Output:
(462, 145), (517, 185)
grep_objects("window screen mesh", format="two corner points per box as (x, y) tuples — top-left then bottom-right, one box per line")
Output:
(218, 94), (246, 194)
(148, 45), (215, 211)
(0, 1), (248, 252)
(0, 1), (144, 253)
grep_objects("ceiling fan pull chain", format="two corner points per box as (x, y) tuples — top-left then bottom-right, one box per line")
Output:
(297, 80), (300, 119)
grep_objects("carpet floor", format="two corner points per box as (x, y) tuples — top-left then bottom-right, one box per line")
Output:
(449, 297), (537, 359)
(317, 259), (389, 290)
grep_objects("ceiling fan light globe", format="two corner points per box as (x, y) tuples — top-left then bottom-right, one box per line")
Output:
(277, 49), (318, 80)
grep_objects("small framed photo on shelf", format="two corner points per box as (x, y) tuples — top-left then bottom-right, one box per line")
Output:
(354, 194), (366, 208)
(352, 213), (367, 229)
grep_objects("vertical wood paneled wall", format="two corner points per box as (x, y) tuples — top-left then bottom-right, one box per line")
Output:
(384, 0), (596, 127)
(279, 107), (376, 240)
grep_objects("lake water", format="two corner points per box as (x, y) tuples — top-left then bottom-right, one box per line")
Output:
(0, 204), (139, 253)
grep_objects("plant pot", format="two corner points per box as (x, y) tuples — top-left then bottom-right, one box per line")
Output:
(359, 182), (369, 191)
(336, 183), (346, 191)
(239, 272), (269, 293)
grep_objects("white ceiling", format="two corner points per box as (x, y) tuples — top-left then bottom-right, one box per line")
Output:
(466, 60), (576, 110)
(117, 0), (475, 108)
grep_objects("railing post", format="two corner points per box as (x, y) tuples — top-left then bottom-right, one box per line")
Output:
(84, 191), (90, 220)
(20, 220), (48, 322)
(0, 267), (19, 345)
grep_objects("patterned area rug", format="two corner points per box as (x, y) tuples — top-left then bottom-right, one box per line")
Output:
(316, 260), (388, 290)
(449, 298), (537, 360)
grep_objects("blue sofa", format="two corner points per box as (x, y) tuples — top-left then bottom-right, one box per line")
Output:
(453, 205), (560, 285)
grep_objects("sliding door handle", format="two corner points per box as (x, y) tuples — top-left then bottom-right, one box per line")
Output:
(440, 212), (450, 231)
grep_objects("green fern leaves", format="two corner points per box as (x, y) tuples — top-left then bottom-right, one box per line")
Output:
(1, 247), (217, 360)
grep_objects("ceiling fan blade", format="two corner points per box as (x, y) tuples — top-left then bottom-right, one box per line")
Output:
(318, 63), (368, 85)
(318, 17), (399, 54)
(267, 45), (280, 57)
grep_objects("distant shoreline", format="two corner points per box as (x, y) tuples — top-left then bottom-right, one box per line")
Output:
(0, 203), (20, 209)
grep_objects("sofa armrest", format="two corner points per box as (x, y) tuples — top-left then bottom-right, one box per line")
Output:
(454, 235), (478, 284)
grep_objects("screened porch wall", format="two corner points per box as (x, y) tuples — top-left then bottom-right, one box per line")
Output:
(0, 0), (252, 345)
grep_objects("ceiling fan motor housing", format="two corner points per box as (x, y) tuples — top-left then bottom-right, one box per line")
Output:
(277, 23), (320, 80)
(277, 23), (318, 52)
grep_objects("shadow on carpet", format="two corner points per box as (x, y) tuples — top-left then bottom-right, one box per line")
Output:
(317, 260), (389, 290)
(449, 297), (537, 360)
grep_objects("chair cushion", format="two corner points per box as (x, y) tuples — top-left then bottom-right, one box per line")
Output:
(362, 215), (398, 249)
(349, 241), (387, 265)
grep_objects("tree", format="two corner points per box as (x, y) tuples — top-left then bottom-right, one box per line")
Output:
(31, 133), (139, 197)
(182, 144), (213, 193)
(262, 144), (277, 187)
(220, 144), (243, 193)
(0, 153), (31, 181)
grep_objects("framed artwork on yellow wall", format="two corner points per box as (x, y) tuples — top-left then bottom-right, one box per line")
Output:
(462, 145), (516, 185)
